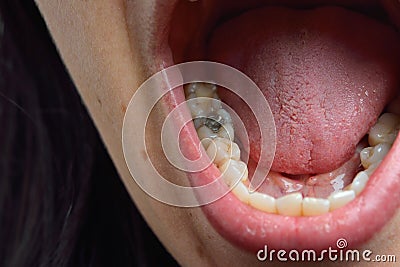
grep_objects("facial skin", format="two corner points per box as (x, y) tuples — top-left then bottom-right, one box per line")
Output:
(36, 1), (400, 266)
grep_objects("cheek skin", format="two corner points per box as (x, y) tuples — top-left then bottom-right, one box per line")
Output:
(35, 0), (400, 266)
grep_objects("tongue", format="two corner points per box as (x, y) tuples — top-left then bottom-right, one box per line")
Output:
(206, 6), (400, 175)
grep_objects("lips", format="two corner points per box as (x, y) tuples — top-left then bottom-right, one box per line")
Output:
(147, 0), (400, 253)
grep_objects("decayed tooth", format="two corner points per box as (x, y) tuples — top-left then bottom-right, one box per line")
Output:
(218, 123), (235, 140)
(360, 143), (391, 169)
(368, 113), (400, 146)
(350, 171), (369, 195)
(276, 193), (303, 216)
(328, 190), (355, 211)
(195, 83), (217, 98)
(217, 109), (232, 124)
(206, 138), (229, 166)
(302, 197), (330, 216)
(197, 125), (217, 140)
(219, 159), (248, 185)
(249, 192), (277, 213)
(232, 182), (250, 204)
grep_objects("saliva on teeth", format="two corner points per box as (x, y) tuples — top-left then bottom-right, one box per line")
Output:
(185, 83), (400, 216)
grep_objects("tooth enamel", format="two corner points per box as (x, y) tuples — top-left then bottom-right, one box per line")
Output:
(231, 182), (250, 204)
(219, 159), (248, 185)
(195, 83), (217, 98)
(200, 138), (212, 150)
(197, 125), (218, 140)
(328, 190), (355, 211)
(218, 123), (235, 140)
(229, 142), (241, 161)
(217, 109), (232, 124)
(302, 197), (330, 216)
(350, 171), (369, 195)
(206, 138), (229, 166)
(360, 143), (391, 169)
(276, 193), (303, 216)
(368, 113), (400, 146)
(249, 192), (277, 213)
(365, 161), (381, 176)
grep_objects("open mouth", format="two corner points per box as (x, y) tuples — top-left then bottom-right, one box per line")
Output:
(146, 0), (400, 252)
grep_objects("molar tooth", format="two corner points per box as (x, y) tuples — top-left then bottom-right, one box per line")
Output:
(360, 143), (391, 169)
(350, 171), (369, 195)
(195, 83), (216, 98)
(219, 159), (248, 185)
(217, 109), (232, 124)
(249, 192), (277, 213)
(368, 113), (400, 146)
(276, 193), (303, 216)
(328, 190), (355, 211)
(231, 182), (250, 204)
(218, 123), (235, 140)
(302, 197), (330, 216)
(197, 125), (217, 141)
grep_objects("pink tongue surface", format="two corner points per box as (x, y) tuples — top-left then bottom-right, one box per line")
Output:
(207, 6), (400, 175)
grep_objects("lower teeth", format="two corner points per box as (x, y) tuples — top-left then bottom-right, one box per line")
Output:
(185, 83), (400, 216)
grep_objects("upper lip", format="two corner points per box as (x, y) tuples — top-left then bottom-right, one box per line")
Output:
(147, 0), (400, 252)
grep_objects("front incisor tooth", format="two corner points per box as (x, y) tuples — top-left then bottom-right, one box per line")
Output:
(360, 143), (391, 169)
(302, 197), (330, 216)
(350, 171), (369, 195)
(232, 182), (250, 204)
(328, 190), (355, 211)
(219, 159), (248, 185)
(368, 113), (400, 146)
(276, 193), (303, 216)
(249, 192), (277, 213)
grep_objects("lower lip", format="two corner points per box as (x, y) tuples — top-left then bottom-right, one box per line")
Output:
(155, 0), (400, 253)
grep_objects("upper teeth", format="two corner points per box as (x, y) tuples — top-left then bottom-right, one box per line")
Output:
(185, 82), (400, 216)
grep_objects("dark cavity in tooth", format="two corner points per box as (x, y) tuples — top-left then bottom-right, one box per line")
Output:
(205, 115), (223, 133)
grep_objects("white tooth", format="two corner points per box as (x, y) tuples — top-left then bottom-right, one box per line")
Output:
(328, 190), (355, 211)
(302, 197), (330, 216)
(365, 161), (381, 176)
(249, 192), (277, 213)
(276, 193), (303, 216)
(232, 182), (250, 204)
(186, 97), (208, 117)
(206, 138), (229, 166)
(360, 143), (391, 169)
(229, 142), (241, 161)
(219, 159), (248, 185)
(217, 109), (232, 124)
(368, 113), (400, 146)
(200, 138), (212, 150)
(195, 83), (217, 98)
(218, 123), (235, 140)
(350, 171), (369, 195)
(197, 125), (217, 140)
